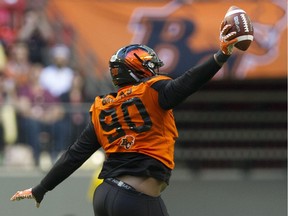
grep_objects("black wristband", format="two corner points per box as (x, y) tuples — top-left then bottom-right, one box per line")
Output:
(32, 184), (48, 203)
(214, 50), (230, 66)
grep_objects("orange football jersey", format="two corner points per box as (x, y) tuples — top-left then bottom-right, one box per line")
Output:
(90, 75), (178, 169)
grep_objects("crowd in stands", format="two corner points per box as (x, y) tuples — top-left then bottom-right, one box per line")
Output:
(0, 0), (90, 167)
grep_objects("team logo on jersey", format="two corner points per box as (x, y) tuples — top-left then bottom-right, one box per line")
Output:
(120, 135), (135, 150)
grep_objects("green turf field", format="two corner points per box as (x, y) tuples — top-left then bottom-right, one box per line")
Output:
(1, 168), (286, 216)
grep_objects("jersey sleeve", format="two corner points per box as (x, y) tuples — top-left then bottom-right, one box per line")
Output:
(152, 54), (222, 110)
(38, 121), (100, 191)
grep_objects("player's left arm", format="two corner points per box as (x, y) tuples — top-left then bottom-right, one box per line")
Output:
(153, 24), (237, 110)
(153, 54), (222, 110)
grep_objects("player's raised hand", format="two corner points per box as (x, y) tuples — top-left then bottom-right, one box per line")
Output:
(10, 188), (41, 208)
(219, 22), (238, 55)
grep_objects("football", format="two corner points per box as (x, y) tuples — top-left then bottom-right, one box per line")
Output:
(223, 6), (254, 51)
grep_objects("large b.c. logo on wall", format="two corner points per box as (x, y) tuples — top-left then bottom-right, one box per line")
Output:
(128, 0), (287, 79)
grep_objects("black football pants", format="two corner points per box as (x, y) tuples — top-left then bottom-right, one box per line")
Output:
(93, 180), (169, 216)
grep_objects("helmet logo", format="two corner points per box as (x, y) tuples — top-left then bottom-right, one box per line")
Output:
(120, 135), (135, 150)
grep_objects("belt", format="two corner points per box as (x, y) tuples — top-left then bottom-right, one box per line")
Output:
(105, 178), (136, 191)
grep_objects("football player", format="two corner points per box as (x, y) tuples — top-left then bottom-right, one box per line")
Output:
(10, 24), (238, 216)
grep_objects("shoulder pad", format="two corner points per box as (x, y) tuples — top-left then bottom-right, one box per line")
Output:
(143, 75), (171, 86)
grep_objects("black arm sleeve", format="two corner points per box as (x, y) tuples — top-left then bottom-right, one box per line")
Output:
(153, 52), (225, 110)
(33, 121), (100, 194)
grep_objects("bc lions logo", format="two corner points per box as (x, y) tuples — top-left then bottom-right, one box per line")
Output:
(129, 0), (287, 79)
(120, 135), (135, 150)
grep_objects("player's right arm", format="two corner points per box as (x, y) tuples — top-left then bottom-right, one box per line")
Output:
(10, 121), (100, 208)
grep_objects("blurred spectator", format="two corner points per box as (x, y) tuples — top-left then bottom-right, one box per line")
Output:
(0, 0), (26, 49)
(0, 0), (26, 26)
(0, 41), (32, 161)
(15, 64), (67, 166)
(39, 43), (74, 102)
(36, 43), (75, 164)
(0, 8), (15, 53)
(17, 7), (54, 65)
(1, 40), (74, 166)
(1, 41), (31, 96)
(0, 94), (18, 162)
(0, 40), (31, 143)
(0, 41), (6, 72)
(68, 71), (89, 144)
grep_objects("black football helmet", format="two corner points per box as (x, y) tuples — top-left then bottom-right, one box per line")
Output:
(109, 44), (164, 87)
